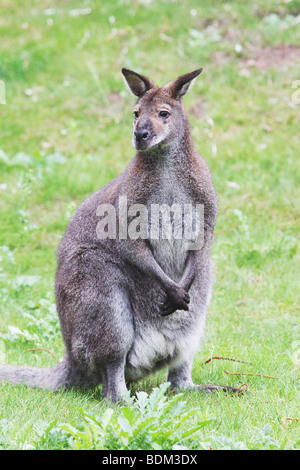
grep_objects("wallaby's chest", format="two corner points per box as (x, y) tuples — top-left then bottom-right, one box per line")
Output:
(146, 167), (195, 281)
(150, 165), (189, 205)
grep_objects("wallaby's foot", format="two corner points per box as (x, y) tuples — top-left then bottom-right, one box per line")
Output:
(196, 384), (243, 394)
(160, 285), (190, 316)
(167, 363), (243, 395)
(168, 384), (243, 395)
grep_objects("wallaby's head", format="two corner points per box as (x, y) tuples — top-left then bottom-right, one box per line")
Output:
(122, 68), (203, 151)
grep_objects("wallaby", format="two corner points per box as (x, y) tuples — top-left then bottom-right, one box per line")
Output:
(0, 68), (238, 402)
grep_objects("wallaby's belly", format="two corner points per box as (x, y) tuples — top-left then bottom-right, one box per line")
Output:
(123, 187), (205, 382)
(124, 303), (205, 383)
(124, 268), (207, 384)
(125, 326), (178, 382)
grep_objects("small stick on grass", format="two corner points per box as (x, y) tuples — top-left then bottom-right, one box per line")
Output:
(204, 356), (251, 365)
(25, 348), (59, 363)
(281, 417), (300, 427)
(231, 383), (249, 397)
(224, 370), (277, 379)
(106, 160), (120, 173)
(215, 223), (238, 235)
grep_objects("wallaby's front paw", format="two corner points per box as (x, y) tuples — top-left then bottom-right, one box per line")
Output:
(160, 286), (190, 317)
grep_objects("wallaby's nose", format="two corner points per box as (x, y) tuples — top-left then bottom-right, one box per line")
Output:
(134, 129), (149, 142)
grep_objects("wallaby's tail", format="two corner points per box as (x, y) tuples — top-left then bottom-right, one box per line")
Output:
(0, 360), (69, 391)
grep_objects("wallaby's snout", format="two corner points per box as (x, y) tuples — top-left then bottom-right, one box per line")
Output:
(134, 126), (151, 150)
(134, 129), (149, 141)
(132, 107), (162, 151)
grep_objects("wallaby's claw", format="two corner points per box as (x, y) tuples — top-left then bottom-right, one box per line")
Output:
(160, 303), (182, 316)
(159, 286), (190, 316)
(160, 306), (184, 317)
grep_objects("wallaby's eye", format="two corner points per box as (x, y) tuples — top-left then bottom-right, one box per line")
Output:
(133, 111), (139, 119)
(159, 111), (170, 118)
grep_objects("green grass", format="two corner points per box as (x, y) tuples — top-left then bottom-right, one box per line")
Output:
(0, 0), (299, 450)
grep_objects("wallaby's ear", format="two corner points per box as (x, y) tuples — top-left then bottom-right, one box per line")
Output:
(163, 68), (203, 100)
(122, 68), (157, 98)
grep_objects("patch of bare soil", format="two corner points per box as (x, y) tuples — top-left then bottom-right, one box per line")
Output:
(187, 97), (208, 120)
(241, 45), (300, 70)
(211, 50), (233, 68)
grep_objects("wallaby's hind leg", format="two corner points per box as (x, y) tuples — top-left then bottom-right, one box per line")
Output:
(167, 358), (195, 390)
(56, 262), (134, 402)
(101, 358), (128, 403)
(72, 289), (134, 402)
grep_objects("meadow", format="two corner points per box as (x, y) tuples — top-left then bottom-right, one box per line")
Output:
(0, 0), (299, 449)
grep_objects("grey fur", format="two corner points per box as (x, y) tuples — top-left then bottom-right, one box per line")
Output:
(0, 68), (239, 401)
